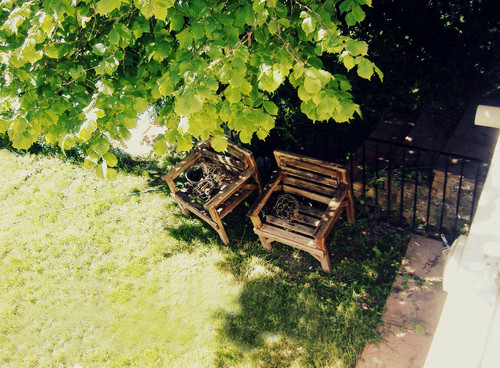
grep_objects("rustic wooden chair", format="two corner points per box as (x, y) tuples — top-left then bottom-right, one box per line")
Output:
(247, 150), (355, 273)
(161, 140), (262, 245)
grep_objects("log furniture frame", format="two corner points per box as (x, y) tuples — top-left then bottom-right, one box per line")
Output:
(161, 140), (262, 245)
(247, 150), (355, 273)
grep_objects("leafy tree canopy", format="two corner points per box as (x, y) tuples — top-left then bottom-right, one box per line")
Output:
(0, 0), (381, 178)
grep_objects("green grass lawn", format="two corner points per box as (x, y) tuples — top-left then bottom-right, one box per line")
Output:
(0, 147), (409, 367)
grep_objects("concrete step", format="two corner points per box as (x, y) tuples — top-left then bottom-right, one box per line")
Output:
(443, 98), (500, 162)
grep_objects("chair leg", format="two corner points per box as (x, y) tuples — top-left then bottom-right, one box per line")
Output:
(314, 238), (332, 274)
(258, 235), (273, 252)
(209, 208), (230, 245)
(319, 251), (332, 274)
(217, 227), (230, 245)
(346, 191), (356, 225)
(178, 203), (190, 216)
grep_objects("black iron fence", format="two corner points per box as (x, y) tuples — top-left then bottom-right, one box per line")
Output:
(249, 124), (490, 243)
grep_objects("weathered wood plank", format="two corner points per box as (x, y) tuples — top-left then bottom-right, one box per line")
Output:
(295, 213), (321, 227)
(255, 225), (324, 257)
(275, 150), (346, 172)
(247, 172), (283, 218)
(282, 176), (336, 197)
(281, 166), (339, 188)
(313, 184), (349, 239)
(217, 189), (253, 219)
(161, 149), (203, 181)
(204, 167), (254, 210)
(266, 215), (316, 236)
(201, 149), (245, 172)
(225, 142), (253, 163)
(283, 185), (332, 204)
(174, 191), (218, 229)
(298, 202), (326, 218)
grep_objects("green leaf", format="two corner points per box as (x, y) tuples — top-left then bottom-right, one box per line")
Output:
(176, 134), (192, 151)
(263, 101), (278, 115)
(108, 28), (120, 45)
(41, 15), (53, 33)
(157, 74), (174, 96)
(351, 6), (366, 23)
(0, 119), (10, 134)
(96, 0), (122, 15)
(153, 140), (168, 156)
(69, 66), (85, 80)
(92, 137), (110, 156)
(210, 135), (227, 152)
(345, 12), (356, 27)
(135, 0), (153, 19)
(103, 152), (118, 167)
(268, 20), (278, 35)
(169, 10), (184, 31)
(225, 86), (241, 104)
(304, 76), (322, 94)
(117, 111), (137, 129)
(62, 134), (76, 150)
(174, 92), (203, 116)
(44, 45), (60, 59)
(342, 54), (355, 71)
(301, 16), (315, 36)
(260, 113), (275, 131)
(346, 39), (368, 56)
(151, 0), (174, 21)
(339, 0), (353, 13)
(106, 167), (118, 180)
(134, 97), (150, 114)
(357, 58), (374, 79)
(258, 65), (284, 93)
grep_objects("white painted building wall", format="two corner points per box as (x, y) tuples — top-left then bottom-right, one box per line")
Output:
(424, 105), (500, 367)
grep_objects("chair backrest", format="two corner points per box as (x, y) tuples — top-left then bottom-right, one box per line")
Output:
(199, 140), (261, 187)
(274, 150), (349, 204)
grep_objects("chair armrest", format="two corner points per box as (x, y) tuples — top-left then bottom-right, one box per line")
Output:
(313, 184), (348, 239)
(246, 172), (282, 219)
(161, 147), (203, 182)
(203, 167), (254, 210)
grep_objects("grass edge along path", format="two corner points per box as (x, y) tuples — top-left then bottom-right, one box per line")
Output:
(0, 148), (410, 367)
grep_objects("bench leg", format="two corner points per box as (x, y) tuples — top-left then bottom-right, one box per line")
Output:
(258, 235), (273, 252)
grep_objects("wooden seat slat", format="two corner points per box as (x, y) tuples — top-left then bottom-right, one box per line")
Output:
(266, 215), (316, 236)
(294, 213), (321, 227)
(298, 202), (326, 218)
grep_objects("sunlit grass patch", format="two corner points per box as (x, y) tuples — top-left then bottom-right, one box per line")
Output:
(0, 148), (410, 367)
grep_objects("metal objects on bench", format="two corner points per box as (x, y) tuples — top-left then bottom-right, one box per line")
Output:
(161, 140), (262, 245)
(247, 150), (355, 274)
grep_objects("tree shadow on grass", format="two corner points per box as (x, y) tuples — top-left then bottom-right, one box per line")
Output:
(212, 218), (410, 368)
(165, 221), (220, 246)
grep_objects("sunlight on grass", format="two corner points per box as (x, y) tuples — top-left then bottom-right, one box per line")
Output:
(0, 150), (243, 367)
(0, 148), (410, 367)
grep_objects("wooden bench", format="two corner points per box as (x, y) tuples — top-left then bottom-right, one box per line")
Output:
(247, 150), (355, 273)
(161, 140), (262, 244)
